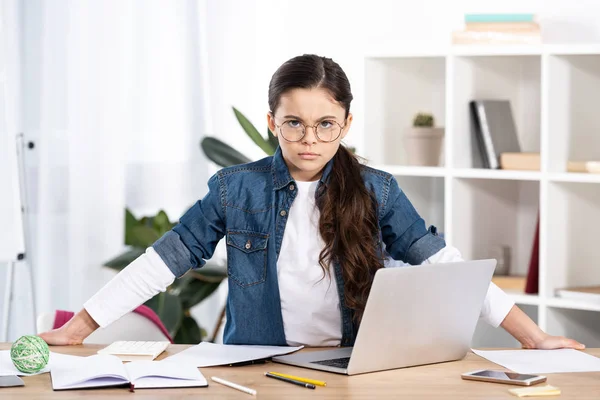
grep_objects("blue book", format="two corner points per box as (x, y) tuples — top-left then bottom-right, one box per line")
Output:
(465, 14), (534, 23)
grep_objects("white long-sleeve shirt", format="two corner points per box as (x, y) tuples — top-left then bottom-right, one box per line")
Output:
(85, 182), (514, 344)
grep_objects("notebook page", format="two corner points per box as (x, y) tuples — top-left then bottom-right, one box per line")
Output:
(125, 360), (207, 388)
(51, 354), (129, 390)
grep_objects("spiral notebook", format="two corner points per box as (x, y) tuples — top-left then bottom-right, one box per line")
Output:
(50, 354), (207, 390)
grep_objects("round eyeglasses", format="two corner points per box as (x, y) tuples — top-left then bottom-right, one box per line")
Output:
(273, 118), (346, 143)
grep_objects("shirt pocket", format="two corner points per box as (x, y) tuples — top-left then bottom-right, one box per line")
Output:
(226, 230), (269, 287)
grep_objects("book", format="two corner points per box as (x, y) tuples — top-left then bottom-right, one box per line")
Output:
(567, 161), (600, 173)
(555, 286), (600, 303)
(525, 215), (539, 295)
(470, 100), (521, 169)
(97, 341), (170, 362)
(464, 22), (540, 32)
(500, 152), (540, 171)
(464, 14), (535, 23)
(50, 354), (207, 391)
(492, 276), (527, 292)
(452, 30), (541, 45)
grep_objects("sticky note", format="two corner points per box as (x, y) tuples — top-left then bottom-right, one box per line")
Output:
(508, 385), (561, 397)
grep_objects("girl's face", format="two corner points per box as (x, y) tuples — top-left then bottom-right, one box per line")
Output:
(267, 87), (352, 182)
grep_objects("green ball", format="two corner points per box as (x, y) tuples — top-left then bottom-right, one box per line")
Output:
(10, 335), (50, 374)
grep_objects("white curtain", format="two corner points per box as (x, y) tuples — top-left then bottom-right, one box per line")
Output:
(1, 0), (217, 340)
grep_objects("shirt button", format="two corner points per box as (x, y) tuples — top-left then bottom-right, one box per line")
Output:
(289, 185), (295, 191)
(245, 240), (251, 250)
(280, 210), (287, 217)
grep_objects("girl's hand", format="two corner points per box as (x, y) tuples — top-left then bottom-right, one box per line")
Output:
(38, 309), (99, 346)
(38, 327), (84, 346)
(528, 334), (585, 350)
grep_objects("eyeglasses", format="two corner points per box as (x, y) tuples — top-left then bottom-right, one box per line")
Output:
(272, 117), (346, 143)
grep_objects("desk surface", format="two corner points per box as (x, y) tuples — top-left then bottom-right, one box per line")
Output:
(1, 343), (599, 399)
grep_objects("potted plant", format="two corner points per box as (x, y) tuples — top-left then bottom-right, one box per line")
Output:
(404, 112), (444, 166)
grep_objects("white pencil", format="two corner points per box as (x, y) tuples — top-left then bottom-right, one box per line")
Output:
(211, 376), (257, 396)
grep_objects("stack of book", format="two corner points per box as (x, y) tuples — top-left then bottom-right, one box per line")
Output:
(453, 14), (541, 45)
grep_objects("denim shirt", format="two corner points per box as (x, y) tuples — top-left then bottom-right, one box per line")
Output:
(153, 147), (445, 346)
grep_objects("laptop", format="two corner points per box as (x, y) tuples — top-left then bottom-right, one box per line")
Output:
(272, 259), (496, 375)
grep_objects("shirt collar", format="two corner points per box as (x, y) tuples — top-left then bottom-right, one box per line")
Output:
(271, 146), (334, 190)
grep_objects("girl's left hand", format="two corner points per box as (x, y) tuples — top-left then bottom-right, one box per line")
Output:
(530, 334), (585, 350)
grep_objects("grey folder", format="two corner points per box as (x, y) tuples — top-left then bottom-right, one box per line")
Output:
(470, 100), (521, 169)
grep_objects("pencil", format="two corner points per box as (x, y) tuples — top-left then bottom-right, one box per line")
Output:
(267, 371), (326, 386)
(211, 376), (257, 396)
(264, 372), (316, 389)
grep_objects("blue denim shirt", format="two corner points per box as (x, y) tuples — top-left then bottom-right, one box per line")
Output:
(153, 147), (445, 346)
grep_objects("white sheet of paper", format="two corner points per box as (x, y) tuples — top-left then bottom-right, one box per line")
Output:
(163, 342), (303, 367)
(0, 351), (74, 376)
(472, 348), (600, 374)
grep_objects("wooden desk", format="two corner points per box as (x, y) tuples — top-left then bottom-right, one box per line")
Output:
(1, 343), (599, 399)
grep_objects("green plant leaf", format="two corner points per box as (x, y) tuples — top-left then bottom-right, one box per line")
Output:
(232, 107), (275, 155)
(173, 315), (203, 344)
(153, 210), (174, 236)
(145, 291), (183, 337)
(128, 225), (161, 248)
(267, 128), (278, 153)
(200, 137), (251, 167)
(125, 209), (141, 246)
(103, 247), (145, 271)
(177, 277), (224, 310)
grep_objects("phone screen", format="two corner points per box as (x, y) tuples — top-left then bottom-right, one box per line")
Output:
(471, 370), (538, 381)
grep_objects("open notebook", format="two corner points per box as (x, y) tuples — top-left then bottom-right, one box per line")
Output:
(50, 354), (207, 390)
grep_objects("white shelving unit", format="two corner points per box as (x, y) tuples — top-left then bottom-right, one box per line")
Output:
(362, 44), (600, 348)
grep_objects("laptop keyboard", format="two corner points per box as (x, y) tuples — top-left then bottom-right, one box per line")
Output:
(311, 357), (350, 369)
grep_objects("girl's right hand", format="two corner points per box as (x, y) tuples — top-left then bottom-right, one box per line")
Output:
(38, 309), (99, 346)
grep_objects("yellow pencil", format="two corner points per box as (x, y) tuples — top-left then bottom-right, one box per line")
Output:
(267, 372), (326, 387)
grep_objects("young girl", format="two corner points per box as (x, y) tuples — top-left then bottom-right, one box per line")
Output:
(41, 54), (583, 350)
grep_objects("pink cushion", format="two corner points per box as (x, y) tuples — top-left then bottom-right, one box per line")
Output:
(53, 305), (173, 343)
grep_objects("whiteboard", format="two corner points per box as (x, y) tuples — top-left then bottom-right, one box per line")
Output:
(0, 79), (25, 261)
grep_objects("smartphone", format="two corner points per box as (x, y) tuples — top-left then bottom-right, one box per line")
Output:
(461, 369), (546, 386)
(0, 375), (25, 387)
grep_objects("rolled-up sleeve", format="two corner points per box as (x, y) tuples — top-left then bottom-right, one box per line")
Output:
(380, 176), (446, 264)
(153, 173), (226, 277)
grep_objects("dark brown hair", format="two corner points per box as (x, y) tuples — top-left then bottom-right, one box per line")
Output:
(268, 54), (383, 323)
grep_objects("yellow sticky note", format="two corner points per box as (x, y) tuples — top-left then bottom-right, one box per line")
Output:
(508, 385), (561, 397)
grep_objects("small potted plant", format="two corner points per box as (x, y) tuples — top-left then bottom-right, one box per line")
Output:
(404, 112), (444, 166)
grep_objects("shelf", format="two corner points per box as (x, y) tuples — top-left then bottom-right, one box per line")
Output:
(548, 173), (600, 183)
(363, 56), (445, 165)
(547, 54), (600, 173)
(452, 45), (543, 56)
(452, 168), (541, 181)
(544, 44), (600, 55)
(371, 165), (446, 178)
(452, 55), (541, 168)
(452, 179), (539, 278)
(545, 182), (600, 297)
(546, 297), (600, 312)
